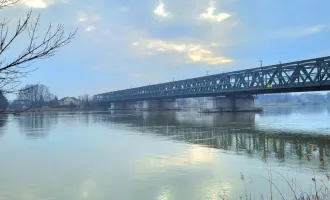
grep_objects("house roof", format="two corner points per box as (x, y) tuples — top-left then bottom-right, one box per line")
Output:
(59, 97), (79, 101)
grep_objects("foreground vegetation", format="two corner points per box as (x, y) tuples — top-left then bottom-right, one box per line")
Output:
(220, 153), (330, 200)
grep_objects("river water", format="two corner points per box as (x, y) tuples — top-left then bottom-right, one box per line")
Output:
(0, 106), (330, 200)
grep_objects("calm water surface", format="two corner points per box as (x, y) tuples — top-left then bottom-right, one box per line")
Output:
(0, 106), (330, 200)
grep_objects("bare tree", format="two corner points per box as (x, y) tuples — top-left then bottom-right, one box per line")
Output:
(17, 84), (54, 108)
(78, 94), (90, 108)
(0, 0), (77, 95)
(0, 0), (19, 8)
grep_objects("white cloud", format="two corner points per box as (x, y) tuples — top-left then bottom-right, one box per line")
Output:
(153, 0), (171, 18)
(78, 16), (87, 22)
(76, 12), (102, 32)
(20, 0), (69, 8)
(274, 25), (325, 38)
(85, 26), (95, 32)
(132, 42), (139, 46)
(76, 11), (102, 23)
(200, 0), (231, 22)
(132, 39), (232, 65)
(210, 43), (219, 47)
(20, 0), (51, 8)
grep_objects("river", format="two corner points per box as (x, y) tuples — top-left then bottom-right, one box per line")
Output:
(0, 106), (329, 200)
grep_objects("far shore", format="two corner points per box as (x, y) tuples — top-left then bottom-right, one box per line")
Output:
(257, 103), (330, 107)
(5, 107), (107, 114)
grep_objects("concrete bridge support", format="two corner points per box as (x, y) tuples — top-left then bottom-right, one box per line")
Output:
(109, 102), (125, 110)
(137, 99), (179, 111)
(203, 96), (262, 113)
(109, 102), (136, 110)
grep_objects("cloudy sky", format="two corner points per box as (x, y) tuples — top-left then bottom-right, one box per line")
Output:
(2, 0), (330, 98)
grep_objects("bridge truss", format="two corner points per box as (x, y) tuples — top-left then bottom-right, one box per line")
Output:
(95, 56), (330, 102)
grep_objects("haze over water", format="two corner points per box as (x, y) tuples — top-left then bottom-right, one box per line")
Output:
(0, 106), (329, 199)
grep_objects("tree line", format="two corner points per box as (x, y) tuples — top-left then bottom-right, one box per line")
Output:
(256, 93), (330, 105)
(0, 84), (93, 110)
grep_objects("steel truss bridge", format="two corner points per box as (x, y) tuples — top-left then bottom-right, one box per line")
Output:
(94, 56), (330, 102)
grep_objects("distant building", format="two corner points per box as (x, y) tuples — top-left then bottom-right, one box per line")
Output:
(59, 97), (80, 106)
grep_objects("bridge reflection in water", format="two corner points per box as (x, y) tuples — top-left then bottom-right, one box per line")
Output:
(93, 111), (330, 170)
(11, 110), (330, 170)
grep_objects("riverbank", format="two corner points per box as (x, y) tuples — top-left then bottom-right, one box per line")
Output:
(5, 107), (106, 114)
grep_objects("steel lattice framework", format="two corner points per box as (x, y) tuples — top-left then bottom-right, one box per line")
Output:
(95, 56), (330, 102)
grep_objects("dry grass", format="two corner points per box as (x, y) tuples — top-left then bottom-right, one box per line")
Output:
(219, 148), (330, 200)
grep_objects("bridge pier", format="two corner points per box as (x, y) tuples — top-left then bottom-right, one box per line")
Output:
(136, 99), (179, 111)
(109, 102), (136, 110)
(202, 96), (262, 113)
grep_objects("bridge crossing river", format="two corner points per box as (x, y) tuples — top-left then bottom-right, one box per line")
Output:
(94, 56), (330, 112)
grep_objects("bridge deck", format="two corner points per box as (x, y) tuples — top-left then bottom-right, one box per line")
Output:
(95, 56), (330, 102)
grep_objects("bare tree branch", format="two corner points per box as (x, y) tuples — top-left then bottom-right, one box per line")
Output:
(0, 3), (77, 100)
(0, 0), (19, 9)
(0, 1), (77, 113)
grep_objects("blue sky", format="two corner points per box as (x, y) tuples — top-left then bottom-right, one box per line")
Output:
(3, 0), (330, 98)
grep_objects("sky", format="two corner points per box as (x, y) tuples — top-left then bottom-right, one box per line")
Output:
(2, 0), (330, 99)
